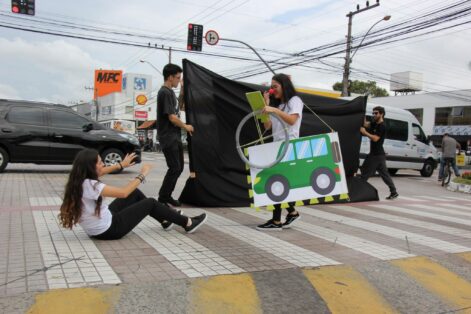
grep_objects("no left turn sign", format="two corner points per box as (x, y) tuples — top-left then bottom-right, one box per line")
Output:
(205, 30), (220, 46)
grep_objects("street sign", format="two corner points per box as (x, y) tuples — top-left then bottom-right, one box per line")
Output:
(187, 23), (203, 51)
(205, 30), (219, 46)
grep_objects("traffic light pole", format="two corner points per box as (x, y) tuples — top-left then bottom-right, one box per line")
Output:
(341, 1), (380, 97)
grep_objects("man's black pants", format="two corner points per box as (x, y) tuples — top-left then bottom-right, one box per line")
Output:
(159, 141), (184, 201)
(360, 154), (397, 194)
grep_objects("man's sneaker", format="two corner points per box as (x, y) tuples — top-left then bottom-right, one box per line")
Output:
(185, 213), (207, 234)
(159, 197), (181, 207)
(256, 220), (282, 231)
(161, 210), (183, 231)
(386, 192), (399, 200)
(282, 213), (300, 229)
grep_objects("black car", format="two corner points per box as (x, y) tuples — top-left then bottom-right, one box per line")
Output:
(0, 99), (141, 172)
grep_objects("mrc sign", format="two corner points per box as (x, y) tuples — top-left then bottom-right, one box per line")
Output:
(94, 70), (123, 98)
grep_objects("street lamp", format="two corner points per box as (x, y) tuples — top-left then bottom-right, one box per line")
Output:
(341, 12), (391, 96)
(139, 60), (162, 75)
(350, 15), (391, 60)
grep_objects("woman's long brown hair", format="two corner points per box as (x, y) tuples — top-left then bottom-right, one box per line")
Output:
(59, 149), (103, 229)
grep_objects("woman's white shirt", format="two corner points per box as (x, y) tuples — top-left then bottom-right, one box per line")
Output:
(79, 179), (112, 236)
(271, 95), (303, 141)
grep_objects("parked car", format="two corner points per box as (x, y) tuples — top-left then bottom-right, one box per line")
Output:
(360, 103), (438, 177)
(0, 99), (141, 172)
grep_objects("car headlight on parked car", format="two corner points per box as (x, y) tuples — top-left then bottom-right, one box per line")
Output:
(118, 133), (139, 146)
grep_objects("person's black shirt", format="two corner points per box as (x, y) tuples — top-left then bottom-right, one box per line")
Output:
(368, 121), (386, 155)
(157, 86), (181, 149)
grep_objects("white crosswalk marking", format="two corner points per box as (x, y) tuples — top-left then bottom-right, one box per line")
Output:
(233, 208), (414, 260)
(444, 196), (471, 201)
(33, 211), (121, 289)
(331, 205), (471, 240)
(410, 203), (471, 218)
(134, 218), (244, 278)
(370, 204), (471, 226)
(184, 208), (338, 267)
(300, 206), (470, 253)
(440, 203), (471, 212)
(416, 196), (449, 201)
(396, 196), (426, 202)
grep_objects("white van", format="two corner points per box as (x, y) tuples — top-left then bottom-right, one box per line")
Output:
(360, 103), (439, 177)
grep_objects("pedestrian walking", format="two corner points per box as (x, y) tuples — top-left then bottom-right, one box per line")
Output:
(360, 106), (399, 200)
(58, 149), (207, 240)
(256, 73), (302, 231)
(157, 64), (194, 207)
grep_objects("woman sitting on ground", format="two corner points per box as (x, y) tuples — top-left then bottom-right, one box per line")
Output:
(59, 149), (207, 240)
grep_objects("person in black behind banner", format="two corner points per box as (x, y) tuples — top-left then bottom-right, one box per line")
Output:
(360, 106), (398, 200)
(157, 64), (194, 207)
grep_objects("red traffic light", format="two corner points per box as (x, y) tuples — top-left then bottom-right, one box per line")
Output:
(12, 5), (19, 13)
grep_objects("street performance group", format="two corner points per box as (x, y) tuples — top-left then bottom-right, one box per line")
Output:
(59, 63), (399, 239)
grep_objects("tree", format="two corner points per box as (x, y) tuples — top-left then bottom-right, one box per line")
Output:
(332, 80), (389, 97)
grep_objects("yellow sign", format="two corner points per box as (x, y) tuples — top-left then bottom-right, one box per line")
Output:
(136, 94), (148, 105)
(456, 153), (465, 166)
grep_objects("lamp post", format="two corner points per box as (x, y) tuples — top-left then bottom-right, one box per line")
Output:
(341, 14), (390, 96)
(139, 60), (162, 75)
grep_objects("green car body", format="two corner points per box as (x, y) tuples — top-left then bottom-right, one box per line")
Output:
(254, 134), (342, 202)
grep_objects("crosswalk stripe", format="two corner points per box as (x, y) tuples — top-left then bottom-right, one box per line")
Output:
(440, 203), (471, 212)
(300, 207), (470, 253)
(370, 204), (471, 226)
(392, 257), (471, 310)
(233, 207), (413, 260)
(332, 205), (471, 240)
(191, 274), (262, 314)
(33, 211), (121, 288)
(410, 203), (471, 218)
(134, 217), (244, 278)
(415, 196), (449, 201)
(444, 196), (470, 201)
(397, 196), (426, 202)
(186, 208), (338, 267)
(303, 266), (396, 313)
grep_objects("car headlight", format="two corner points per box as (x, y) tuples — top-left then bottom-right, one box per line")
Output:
(118, 133), (139, 145)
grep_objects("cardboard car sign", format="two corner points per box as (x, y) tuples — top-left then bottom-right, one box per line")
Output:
(248, 132), (349, 207)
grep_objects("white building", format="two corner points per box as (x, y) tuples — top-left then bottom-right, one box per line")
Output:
(372, 89), (471, 148)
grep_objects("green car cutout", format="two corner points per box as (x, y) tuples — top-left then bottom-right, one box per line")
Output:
(253, 134), (342, 202)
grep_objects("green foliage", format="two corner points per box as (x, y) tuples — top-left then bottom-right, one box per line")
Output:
(332, 80), (389, 97)
(453, 172), (471, 184)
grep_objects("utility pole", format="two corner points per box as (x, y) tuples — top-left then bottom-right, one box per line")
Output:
(169, 47), (172, 63)
(342, 0), (381, 97)
(84, 86), (98, 121)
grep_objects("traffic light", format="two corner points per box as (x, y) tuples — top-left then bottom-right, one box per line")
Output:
(11, 0), (35, 16)
(187, 23), (203, 51)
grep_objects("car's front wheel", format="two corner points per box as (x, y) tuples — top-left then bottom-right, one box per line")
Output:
(420, 159), (435, 177)
(101, 148), (124, 173)
(0, 147), (9, 173)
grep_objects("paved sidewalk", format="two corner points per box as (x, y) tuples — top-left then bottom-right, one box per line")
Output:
(1, 153), (471, 313)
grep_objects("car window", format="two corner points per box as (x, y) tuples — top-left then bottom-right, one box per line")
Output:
(412, 123), (427, 143)
(384, 118), (408, 141)
(281, 143), (295, 162)
(295, 140), (311, 159)
(7, 106), (45, 125)
(50, 110), (89, 129)
(311, 138), (328, 157)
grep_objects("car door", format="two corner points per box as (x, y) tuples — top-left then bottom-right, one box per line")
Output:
(411, 123), (430, 168)
(3, 106), (49, 161)
(47, 108), (93, 162)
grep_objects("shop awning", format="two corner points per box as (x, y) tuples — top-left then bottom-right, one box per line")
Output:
(137, 120), (156, 129)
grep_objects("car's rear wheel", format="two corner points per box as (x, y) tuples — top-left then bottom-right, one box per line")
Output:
(0, 147), (9, 173)
(265, 175), (290, 202)
(101, 148), (124, 173)
(311, 168), (336, 195)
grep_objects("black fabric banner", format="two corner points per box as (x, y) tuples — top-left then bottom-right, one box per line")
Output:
(179, 59), (378, 206)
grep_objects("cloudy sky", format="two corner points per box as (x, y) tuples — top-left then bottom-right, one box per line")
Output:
(0, 0), (470, 104)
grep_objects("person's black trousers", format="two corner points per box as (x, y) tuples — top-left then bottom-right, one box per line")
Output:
(360, 154), (397, 194)
(159, 141), (184, 201)
(272, 203), (296, 222)
(94, 189), (187, 240)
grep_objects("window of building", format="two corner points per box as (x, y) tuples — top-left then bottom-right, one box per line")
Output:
(407, 108), (423, 124)
(436, 106), (471, 126)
